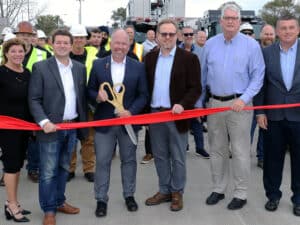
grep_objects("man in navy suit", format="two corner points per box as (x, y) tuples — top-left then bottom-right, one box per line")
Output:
(87, 29), (148, 217)
(254, 15), (300, 216)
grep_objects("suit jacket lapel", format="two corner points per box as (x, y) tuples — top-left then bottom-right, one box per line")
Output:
(71, 61), (80, 99)
(48, 57), (64, 94)
(123, 57), (130, 88)
(274, 43), (287, 91)
(291, 42), (300, 91)
(104, 56), (113, 85)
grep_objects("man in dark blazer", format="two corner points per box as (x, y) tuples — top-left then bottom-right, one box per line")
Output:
(254, 15), (300, 216)
(28, 29), (88, 225)
(144, 19), (201, 211)
(87, 29), (148, 217)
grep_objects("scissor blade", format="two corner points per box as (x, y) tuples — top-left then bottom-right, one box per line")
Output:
(124, 125), (137, 145)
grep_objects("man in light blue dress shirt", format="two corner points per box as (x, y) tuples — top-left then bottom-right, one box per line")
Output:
(202, 2), (265, 210)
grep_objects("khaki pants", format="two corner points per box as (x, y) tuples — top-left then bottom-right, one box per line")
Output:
(69, 111), (95, 173)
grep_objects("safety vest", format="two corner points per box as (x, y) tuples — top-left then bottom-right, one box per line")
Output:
(104, 37), (111, 51)
(0, 45), (2, 64)
(84, 46), (98, 81)
(44, 44), (53, 55)
(133, 42), (144, 62)
(26, 47), (47, 72)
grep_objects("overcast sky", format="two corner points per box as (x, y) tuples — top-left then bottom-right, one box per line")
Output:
(38, 0), (270, 26)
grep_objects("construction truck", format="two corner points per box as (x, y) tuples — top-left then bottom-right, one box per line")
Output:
(126, 0), (186, 42)
(201, 10), (264, 39)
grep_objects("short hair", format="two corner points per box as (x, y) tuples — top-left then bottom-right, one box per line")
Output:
(276, 15), (299, 27)
(2, 38), (26, 65)
(157, 19), (178, 33)
(90, 28), (101, 33)
(124, 25), (135, 32)
(221, 2), (241, 19)
(52, 29), (73, 45)
(182, 26), (194, 32)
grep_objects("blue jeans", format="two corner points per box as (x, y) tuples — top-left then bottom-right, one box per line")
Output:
(190, 118), (204, 151)
(149, 121), (188, 194)
(26, 136), (39, 172)
(250, 115), (264, 161)
(38, 130), (77, 213)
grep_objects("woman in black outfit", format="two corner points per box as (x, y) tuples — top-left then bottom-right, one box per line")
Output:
(0, 38), (31, 222)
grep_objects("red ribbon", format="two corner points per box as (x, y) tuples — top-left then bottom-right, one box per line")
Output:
(1, 103), (300, 131)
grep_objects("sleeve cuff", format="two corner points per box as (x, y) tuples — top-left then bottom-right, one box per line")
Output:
(39, 119), (50, 128)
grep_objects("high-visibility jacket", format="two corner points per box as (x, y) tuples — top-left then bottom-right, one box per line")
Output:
(84, 46), (98, 81)
(104, 37), (111, 51)
(44, 44), (53, 55)
(133, 42), (144, 62)
(26, 47), (48, 72)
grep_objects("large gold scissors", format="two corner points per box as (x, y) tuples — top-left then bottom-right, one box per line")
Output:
(99, 82), (137, 145)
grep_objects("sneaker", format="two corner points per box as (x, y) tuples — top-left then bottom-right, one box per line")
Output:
(257, 160), (263, 169)
(141, 154), (154, 164)
(195, 148), (210, 159)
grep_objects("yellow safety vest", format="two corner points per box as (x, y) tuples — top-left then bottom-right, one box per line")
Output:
(84, 46), (98, 82)
(44, 44), (53, 55)
(104, 37), (111, 51)
(26, 47), (47, 72)
(133, 42), (144, 62)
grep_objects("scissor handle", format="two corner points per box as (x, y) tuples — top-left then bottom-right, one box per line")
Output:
(99, 82), (125, 112)
(112, 83), (125, 106)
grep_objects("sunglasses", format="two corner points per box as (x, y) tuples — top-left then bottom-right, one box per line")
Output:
(159, 32), (177, 38)
(242, 32), (253, 36)
(183, 33), (194, 37)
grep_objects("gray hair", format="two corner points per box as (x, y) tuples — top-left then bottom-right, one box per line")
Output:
(221, 2), (241, 19)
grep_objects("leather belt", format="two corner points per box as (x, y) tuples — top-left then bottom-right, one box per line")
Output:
(211, 93), (242, 102)
(62, 118), (77, 123)
(151, 107), (171, 112)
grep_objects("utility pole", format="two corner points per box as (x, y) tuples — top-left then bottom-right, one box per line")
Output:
(77, 0), (84, 24)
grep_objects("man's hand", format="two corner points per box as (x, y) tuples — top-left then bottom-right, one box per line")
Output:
(257, 114), (268, 130)
(117, 110), (132, 118)
(231, 99), (246, 112)
(172, 104), (184, 114)
(42, 121), (57, 133)
(96, 89), (108, 102)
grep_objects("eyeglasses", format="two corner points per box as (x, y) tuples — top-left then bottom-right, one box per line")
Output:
(222, 16), (239, 21)
(159, 32), (177, 38)
(183, 33), (194, 37)
(242, 32), (253, 36)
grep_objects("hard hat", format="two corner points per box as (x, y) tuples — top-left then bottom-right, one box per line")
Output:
(69, 24), (88, 37)
(1, 27), (13, 36)
(14, 21), (34, 34)
(37, 30), (47, 39)
(3, 33), (16, 42)
(239, 23), (254, 32)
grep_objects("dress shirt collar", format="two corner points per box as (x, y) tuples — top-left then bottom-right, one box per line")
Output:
(159, 46), (176, 57)
(55, 57), (73, 69)
(279, 39), (298, 52)
(222, 32), (240, 44)
(111, 56), (126, 65)
(179, 43), (195, 52)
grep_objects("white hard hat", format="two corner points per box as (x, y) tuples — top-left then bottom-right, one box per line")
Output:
(239, 23), (254, 32)
(37, 29), (47, 39)
(3, 33), (16, 42)
(69, 24), (88, 37)
(1, 27), (13, 36)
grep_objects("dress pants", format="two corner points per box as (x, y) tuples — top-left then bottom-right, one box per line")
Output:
(94, 126), (137, 203)
(149, 121), (188, 194)
(263, 120), (300, 204)
(207, 98), (252, 200)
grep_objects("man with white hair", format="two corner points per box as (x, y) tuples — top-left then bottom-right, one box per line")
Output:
(202, 2), (265, 210)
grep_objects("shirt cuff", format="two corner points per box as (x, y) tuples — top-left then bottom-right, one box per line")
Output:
(39, 119), (50, 128)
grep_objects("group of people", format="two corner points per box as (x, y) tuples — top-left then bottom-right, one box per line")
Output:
(0, 1), (300, 225)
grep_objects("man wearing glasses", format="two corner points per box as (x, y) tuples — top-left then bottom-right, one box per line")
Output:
(202, 2), (265, 210)
(144, 19), (201, 212)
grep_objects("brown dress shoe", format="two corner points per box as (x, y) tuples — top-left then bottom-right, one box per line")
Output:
(57, 202), (80, 214)
(43, 213), (56, 225)
(170, 192), (183, 211)
(145, 192), (172, 206)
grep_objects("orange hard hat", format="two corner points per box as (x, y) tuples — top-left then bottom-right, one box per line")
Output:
(15, 21), (34, 34)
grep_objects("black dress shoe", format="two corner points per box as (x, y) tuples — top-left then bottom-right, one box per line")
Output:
(206, 192), (225, 205)
(67, 172), (75, 182)
(265, 199), (279, 211)
(227, 198), (247, 210)
(95, 201), (107, 217)
(125, 196), (138, 212)
(293, 204), (300, 216)
(84, 172), (94, 182)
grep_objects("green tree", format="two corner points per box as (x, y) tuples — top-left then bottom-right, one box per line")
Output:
(259, 0), (300, 26)
(35, 15), (64, 36)
(111, 7), (126, 28)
